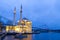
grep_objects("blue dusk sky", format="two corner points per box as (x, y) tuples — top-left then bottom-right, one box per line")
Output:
(0, 0), (60, 29)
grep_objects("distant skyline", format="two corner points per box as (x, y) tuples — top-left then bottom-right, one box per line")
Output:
(0, 0), (60, 29)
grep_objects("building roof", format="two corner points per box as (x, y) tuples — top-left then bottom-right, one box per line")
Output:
(22, 18), (31, 22)
(22, 18), (29, 20)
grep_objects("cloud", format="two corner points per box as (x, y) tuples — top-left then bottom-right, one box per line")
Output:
(0, 0), (60, 29)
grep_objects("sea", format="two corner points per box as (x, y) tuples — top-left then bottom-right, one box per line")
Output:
(32, 33), (60, 40)
(1, 32), (60, 40)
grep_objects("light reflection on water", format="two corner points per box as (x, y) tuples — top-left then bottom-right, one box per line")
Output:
(3, 33), (60, 40)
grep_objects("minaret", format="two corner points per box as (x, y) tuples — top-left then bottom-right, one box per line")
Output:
(20, 4), (22, 21)
(18, 4), (22, 25)
(13, 7), (16, 25)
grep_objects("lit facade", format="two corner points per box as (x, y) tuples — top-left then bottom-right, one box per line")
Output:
(6, 19), (32, 33)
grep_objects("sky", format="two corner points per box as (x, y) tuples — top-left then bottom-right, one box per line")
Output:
(0, 0), (60, 29)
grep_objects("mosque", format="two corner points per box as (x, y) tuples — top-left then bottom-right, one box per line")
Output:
(6, 5), (32, 33)
(0, 4), (32, 40)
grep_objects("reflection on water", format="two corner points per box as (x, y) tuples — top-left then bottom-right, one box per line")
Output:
(2, 33), (60, 40)
(3, 34), (32, 40)
(32, 33), (60, 40)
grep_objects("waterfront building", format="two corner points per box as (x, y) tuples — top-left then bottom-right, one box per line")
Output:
(5, 4), (32, 40)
